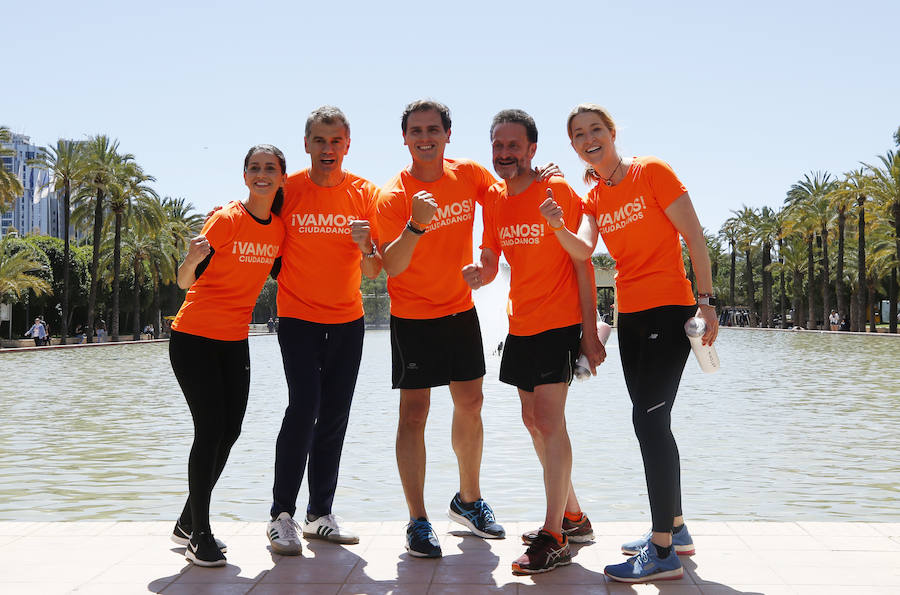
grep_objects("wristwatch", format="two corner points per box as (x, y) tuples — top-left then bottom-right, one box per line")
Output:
(697, 294), (718, 307)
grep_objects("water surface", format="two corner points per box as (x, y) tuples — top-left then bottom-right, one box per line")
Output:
(1, 327), (898, 523)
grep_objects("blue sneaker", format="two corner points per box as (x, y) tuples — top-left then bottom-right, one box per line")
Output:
(448, 492), (505, 539)
(605, 543), (683, 583)
(406, 518), (442, 558)
(622, 524), (694, 556)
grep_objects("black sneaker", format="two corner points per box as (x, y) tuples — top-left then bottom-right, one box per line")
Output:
(171, 520), (227, 552)
(447, 492), (505, 539)
(512, 530), (571, 575)
(185, 531), (227, 567)
(406, 517), (442, 558)
(522, 513), (594, 544)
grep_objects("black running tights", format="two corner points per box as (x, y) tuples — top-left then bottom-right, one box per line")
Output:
(169, 330), (250, 534)
(617, 304), (694, 533)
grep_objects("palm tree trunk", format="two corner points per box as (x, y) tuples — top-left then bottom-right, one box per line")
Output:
(850, 288), (858, 331)
(762, 242), (772, 327)
(86, 189), (104, 343)
(132, 255), (141, 341)
(152, 267), (161, 339)
(729, 243), (736, 306)
(744, 249), (756, 326)
(112, 212), (123, 341)
(778, 239), (787, 328)
(792, 268), (802, 328)
(820, 227), (830, 325)
(891, 268), (898, 334)
(61, 182), (70, 345)
(857, 195), (867, 332)
(868, 287), (877, 333)
(893, 200), (900, 334)
(835, 211), (846, 324)
(807, 235), (816, 329)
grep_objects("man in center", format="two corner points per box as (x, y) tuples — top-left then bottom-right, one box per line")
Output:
(376, 100), (506, 558)
(463, 109), (604, 574)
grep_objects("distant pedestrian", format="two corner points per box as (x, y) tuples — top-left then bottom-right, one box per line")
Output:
(267, 317), (275, 333)
(95, 318), (107, 342)
(25, 318), (47, 347)
(829, 310), (839, 331)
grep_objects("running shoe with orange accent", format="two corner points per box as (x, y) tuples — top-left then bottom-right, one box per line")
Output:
(511, 530), (571, 575)
(522, 513), (593, 544)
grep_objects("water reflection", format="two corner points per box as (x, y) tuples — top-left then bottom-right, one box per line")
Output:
(1, 329), (898, 522)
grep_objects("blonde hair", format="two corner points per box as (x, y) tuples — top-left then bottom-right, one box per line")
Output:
(566, 103), (617, 185)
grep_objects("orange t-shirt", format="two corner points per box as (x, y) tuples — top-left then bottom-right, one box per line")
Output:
(482, 177), (585, 336)
(172, 201), (285, 340)
(277, 169), (380, 324)
(583, 156), (695, 313)
(376, 158), (496, 319)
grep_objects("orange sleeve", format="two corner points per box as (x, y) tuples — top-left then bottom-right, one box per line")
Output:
(201, 206), (237, 251)
(467, 161), (498, 206)
(481, 186), (501, 255)
(552, 179), (583, 232)
(362, 183), (380, 245)
(375, 185), (408, 248)
(644, 157), (687, 210)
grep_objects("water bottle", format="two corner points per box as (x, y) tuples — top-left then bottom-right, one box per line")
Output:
(685, 316), (720, 373)
(574, 320), (612, 380)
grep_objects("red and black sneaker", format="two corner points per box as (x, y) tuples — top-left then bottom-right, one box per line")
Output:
(512, 530), (571, 575)
(522, 513), (594, 544)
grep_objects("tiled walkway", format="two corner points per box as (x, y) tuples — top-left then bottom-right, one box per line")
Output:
(1, 521), (898, 594)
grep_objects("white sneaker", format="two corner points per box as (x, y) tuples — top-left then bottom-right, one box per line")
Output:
(303, 513), (360, 544)
(267, 512), (302, 555)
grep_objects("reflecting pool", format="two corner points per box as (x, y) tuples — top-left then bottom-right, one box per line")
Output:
(1, 326), (898, 523)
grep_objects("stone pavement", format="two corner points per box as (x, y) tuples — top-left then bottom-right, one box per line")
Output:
(1, 521), (898, 594)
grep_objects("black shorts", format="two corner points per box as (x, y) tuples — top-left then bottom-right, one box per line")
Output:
(499, 324), (581, 392)
(390, 307), (486, 389)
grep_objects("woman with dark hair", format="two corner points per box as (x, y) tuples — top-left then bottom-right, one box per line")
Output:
(542, 104), (718, 583)
(168, 145), (286, 567)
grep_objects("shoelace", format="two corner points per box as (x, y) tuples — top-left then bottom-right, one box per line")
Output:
(410, 521), (435, 542)
(278, 516), (299, 540)
(634, 544), (651, 565)
(474, 500), (495, 524)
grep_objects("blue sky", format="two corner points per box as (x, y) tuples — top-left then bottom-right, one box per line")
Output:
(3, 0), (898, 240)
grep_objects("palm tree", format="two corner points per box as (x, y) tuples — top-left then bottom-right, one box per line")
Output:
(787, 171), (837, 328)
(733, 205), (759, 325)
(0, 236), (51, 299)
(29, 139), (86, 344)
(718, 216), (740, 307)
(76, 135), (133, 342)
(827, 169), (865, 329)
(755, 206), (779, 327)
(783, 198), (819, 329)
(769, 235), (806, 327)
(0, 127), (24, 213)
(105, 160), (159, 341)
(150, 196), (199, 335)
(865, 150), (900, 332)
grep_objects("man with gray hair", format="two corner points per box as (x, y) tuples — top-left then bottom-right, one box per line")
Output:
(266, 106), (382, 555)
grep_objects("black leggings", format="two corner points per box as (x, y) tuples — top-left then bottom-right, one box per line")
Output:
(617, 304), (694, 533)
(169, 330), (250, 534)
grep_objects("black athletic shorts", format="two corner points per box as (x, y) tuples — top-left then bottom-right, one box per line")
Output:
(499, 324), (581, 392)
(390, 307), (486, 389)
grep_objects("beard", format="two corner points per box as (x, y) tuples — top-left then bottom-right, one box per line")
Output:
(494, 159), (529, 181)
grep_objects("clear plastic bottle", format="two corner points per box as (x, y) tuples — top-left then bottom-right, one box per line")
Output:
(685, 316), (720, 373)
(574, 320), (612, 380)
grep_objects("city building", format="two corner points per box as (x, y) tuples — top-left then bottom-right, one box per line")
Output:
(0, 132), (61, 238)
